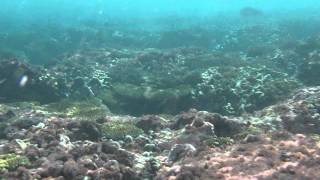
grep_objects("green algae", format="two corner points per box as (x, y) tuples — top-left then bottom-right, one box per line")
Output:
(113, 83), (145, 99)
(234, 126), (262, 140)
(0, 154), (29, 171)
(101, 121), (144, 140)
(15, 139), (31, 151)
(46, 98), (109, 120)
(97, 89), (119, 111)
(205, 136), (234, 148)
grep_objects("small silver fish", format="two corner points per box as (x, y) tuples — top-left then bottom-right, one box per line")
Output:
(0, 78), (6, 84)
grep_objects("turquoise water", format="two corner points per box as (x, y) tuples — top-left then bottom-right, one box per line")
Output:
(2, 0), (320, 26)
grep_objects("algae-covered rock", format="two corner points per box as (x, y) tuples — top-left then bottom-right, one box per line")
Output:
(101, 121), (143, 140)
(78, 120), (102, 140)
(233, 126), (262, 140)
(136, 115), (165, 132)
(97, 90), (118, 110)
(101, 83), (193, 115)
(238, 86), (320, 135)
(113, 83), (145, 100)
(47, 98), (109, 120)
(12, 117), (42, 129)
(0, 153), (29, 171)
(204, 136), (234, 148)
(167, 144), (197, 163)
(105, 83), (147, 115)
(173, 114), (216, 146)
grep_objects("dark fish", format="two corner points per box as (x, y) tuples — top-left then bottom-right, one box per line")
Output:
(240, 7), (263, 17)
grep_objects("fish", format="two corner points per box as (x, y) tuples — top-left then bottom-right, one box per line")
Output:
(0, 78), (6, 84)
(240, 7), (263, 17)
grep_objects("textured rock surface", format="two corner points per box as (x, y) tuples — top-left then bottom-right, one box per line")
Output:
(0, 87), (320, 179)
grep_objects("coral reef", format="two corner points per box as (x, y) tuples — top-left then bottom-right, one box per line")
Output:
(1, 13), (320, 180)
(1, 31), (309, 116)
(193, 66), (301, 115)
(0, 86), (319, 179)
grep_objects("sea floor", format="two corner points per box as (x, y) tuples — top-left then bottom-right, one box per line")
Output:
(0, 86), (320, 179)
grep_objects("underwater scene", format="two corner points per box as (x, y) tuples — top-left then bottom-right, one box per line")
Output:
(1, 0), (320, 179)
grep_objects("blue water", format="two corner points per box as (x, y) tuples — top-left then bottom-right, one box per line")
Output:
(2, 0), (320, 27)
